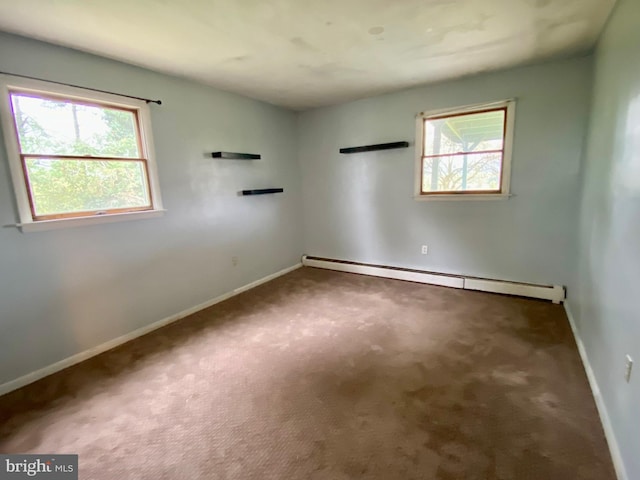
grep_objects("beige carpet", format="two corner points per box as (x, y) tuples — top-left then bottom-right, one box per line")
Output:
(0, 267), (615, 479)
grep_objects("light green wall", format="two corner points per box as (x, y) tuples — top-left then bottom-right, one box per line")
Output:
(298, 56), (593, 288)
(0, 32), (304, 386)
(572, 0), (640, 478)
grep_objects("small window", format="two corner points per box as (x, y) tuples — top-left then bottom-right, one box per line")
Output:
(0, 76), (163, 231)
(415, 100), (515, 199)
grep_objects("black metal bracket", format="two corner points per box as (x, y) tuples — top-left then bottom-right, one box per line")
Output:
(339, 141), (409, 154)
(241, 188), (284, 196)
(212, 151), (261, 160)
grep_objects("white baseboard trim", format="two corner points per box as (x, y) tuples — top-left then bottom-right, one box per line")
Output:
(302, 255), (565, 303)
(564, 302), (628, 480)
(0, 263), (302, 397)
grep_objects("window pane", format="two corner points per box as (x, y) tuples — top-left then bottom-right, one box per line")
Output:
(11, 93), (140, 158)
(422, 152), (502, 193)
(24, 158), (150, 217)
(425, 109), (505, 156)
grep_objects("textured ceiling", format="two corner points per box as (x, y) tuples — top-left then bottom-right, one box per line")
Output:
(0, 0), (616, 110)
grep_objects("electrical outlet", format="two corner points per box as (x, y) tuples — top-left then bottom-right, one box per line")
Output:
(625, 355), (633, 383)
(232, 256), (238, 266)
(421, 245), (429, 255)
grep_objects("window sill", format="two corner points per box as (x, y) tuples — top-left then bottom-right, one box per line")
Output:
(414, 193), (512, 202)
(14, 209), (166, 233)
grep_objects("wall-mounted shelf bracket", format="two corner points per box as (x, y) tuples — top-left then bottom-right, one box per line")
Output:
(212, 151), (261, 160)
(339, 141), (409, 154)
(241, 188), (284, 196)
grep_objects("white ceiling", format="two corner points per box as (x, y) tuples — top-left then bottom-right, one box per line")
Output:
(0, 0), (616, 110)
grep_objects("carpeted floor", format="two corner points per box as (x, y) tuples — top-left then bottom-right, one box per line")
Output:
(0, 267), (615, 479)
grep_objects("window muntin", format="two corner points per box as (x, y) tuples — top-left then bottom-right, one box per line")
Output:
(418, 103), (513, 196)
(2, 84), (160, 223)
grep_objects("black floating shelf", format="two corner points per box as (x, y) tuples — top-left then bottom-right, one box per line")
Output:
(212, 151), (261, 160)
(241, 188), (284, 196)
(339, 141), (409, 154)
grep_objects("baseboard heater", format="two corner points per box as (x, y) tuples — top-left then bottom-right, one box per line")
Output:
(339, 141), (409, 154)
(301, 255), (565, 304)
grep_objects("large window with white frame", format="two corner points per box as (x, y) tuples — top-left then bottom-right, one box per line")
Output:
(0, 76), (163, 231)
(415, 100), (515, 199)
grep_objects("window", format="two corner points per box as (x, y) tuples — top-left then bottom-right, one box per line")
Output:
(0, 76), (163, 231)
(415, 100), (515, 199)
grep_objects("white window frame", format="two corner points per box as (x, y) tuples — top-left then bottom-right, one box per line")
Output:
(0, 75), (164, 232)
(414, 99), (516, 201)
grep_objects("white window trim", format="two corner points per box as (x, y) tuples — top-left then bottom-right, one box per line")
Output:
(414, 99), (516, 201)
(0, 75), (165, 232)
